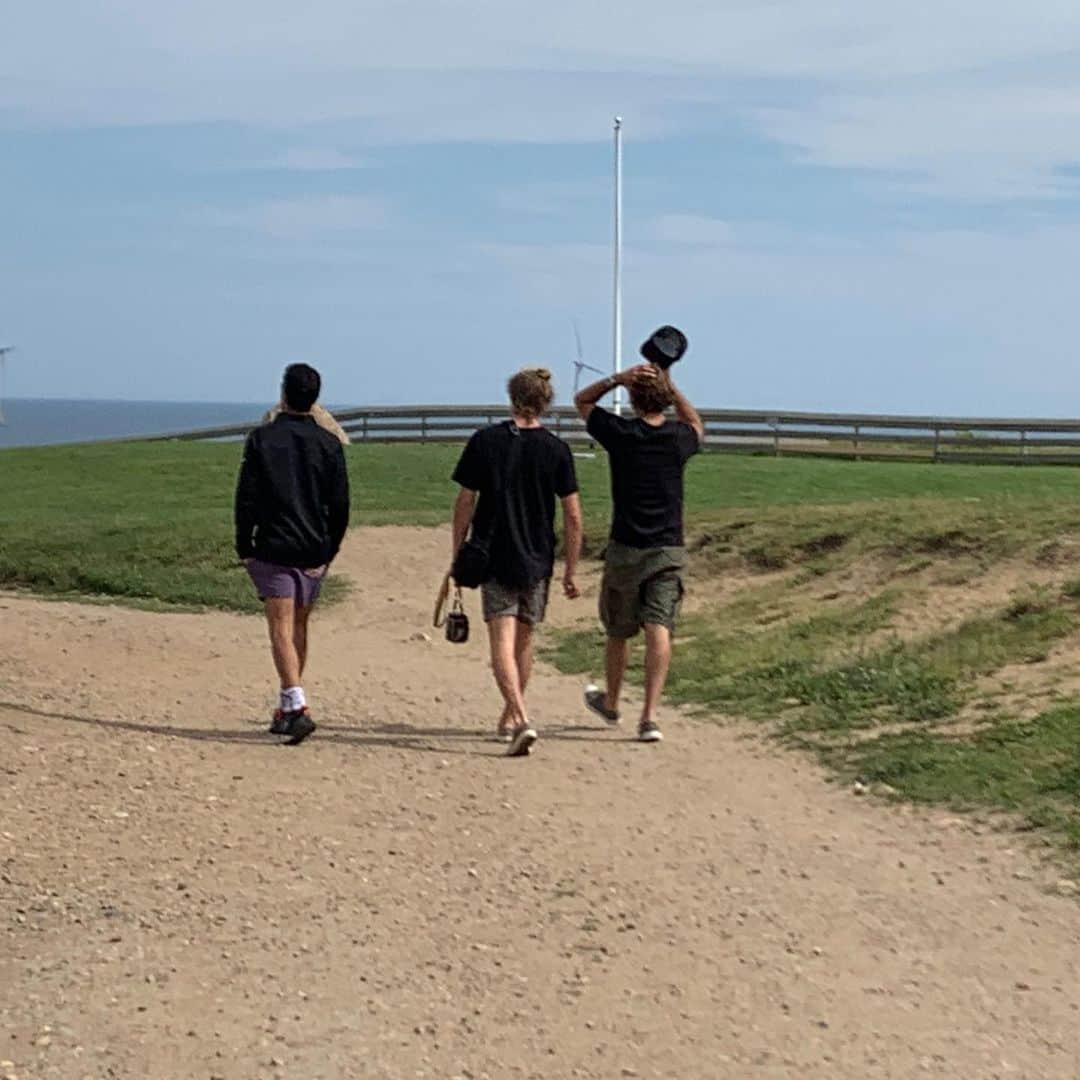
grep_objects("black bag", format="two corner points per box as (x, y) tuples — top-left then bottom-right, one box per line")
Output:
(451, 536), (490, 589)
(445, 590), (470, 644)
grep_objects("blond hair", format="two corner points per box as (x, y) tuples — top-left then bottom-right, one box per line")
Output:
(507, 367), (554, 420)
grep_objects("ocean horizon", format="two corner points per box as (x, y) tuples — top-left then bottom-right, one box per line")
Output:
(0, 398), (357, 450)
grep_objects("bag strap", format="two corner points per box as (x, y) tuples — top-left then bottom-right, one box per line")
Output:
(433, 573), (451, 627)
(469, 420), (525, 548)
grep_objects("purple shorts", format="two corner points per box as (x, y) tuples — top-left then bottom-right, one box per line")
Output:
(245, 559), (326, 608)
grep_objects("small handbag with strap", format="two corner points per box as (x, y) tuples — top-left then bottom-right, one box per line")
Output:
(433, 574), (469, 644)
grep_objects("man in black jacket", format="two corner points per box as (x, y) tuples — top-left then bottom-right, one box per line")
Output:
(235, 363), (350, 744)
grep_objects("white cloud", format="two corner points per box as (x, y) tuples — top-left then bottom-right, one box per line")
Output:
(259, 148), (371, 172)
(653, 214), (733, 249)
(206, 195), (388, 239)
(6, 2), (1080, 198)
(495, 181), (603, 218)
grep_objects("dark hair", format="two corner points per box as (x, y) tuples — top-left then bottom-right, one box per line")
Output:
(629, 366), (675, 415)
(282, 363), (321, 412)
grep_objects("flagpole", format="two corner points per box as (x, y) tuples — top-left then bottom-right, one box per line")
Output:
(0, 347), (12, 425)
(612, 116), (624, 416)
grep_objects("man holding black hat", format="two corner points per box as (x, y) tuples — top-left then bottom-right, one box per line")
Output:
(573, 332), (703, 743)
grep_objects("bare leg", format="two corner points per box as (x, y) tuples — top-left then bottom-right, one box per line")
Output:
(293, 604), (313, 678)
(488, 616), (529, 730)
(641, 623), (673, 725)
(265, 597), (301, 689)
(605, 636), (630, 713)
(498, 621), (535, 734)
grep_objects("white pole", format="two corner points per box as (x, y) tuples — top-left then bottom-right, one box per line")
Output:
(0, 348), (10, 425)
(612, 116), (624, 416)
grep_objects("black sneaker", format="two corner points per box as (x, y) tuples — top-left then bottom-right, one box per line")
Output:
(584, 685), (620, 726)
(268, 708), (290, 735)
(637, 719), (663, 743)
(281, 708), (316, 746)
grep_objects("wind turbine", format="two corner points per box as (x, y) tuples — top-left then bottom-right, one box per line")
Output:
(0, 346), (13, 425)
(571, 321), (605, 396)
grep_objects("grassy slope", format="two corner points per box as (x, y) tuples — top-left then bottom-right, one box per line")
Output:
(4, 439), (1080, 608)
(0, 441), (462, 611)
(4, 440), (1080, 856)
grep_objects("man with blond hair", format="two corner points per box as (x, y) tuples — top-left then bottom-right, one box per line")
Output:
(574, 361), (703, 743)
(451, 368), (583, 757)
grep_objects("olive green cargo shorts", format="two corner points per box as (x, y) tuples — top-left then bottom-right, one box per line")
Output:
(599, 542), (687, 639)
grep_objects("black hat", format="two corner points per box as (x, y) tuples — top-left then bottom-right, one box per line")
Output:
(639, 325), (688, 369)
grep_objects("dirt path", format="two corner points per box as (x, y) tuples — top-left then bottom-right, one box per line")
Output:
(2, 528), (1078, 1080)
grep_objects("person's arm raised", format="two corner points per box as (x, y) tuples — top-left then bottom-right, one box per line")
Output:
(574, 372), (620, 421)
(670, 375), (705, 444)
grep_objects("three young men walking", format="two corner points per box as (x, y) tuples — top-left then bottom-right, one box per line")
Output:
(238, 355), (701, 754)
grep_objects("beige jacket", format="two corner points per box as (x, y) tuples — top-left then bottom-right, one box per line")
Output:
(262, 403), (350, 445)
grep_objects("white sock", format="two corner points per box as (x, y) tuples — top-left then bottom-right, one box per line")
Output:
(280, 686), (306, 712)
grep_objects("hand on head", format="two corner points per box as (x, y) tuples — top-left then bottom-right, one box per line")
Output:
(618, 362), (659, 386)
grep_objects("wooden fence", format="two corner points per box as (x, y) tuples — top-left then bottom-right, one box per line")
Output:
(151, 405), (1080, 464)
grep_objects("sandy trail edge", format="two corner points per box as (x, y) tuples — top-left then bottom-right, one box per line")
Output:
(1, 526), (1078, 1080)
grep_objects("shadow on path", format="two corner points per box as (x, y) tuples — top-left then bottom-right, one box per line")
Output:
(0, 703), (632, 758)
(0, 701), (504, 756)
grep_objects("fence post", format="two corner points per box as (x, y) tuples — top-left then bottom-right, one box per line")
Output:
(932, 426), (941, 463)
(853, 423), (861, 461)
(1020, 428), (1027, 464)
(362, 415), (369, 442)
(421, 414), (428, 443)
(770, 416), (780, 457)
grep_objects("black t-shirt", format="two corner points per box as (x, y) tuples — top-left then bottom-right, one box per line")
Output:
(586, 406), (700, 549)
(453, 422), (578, 588)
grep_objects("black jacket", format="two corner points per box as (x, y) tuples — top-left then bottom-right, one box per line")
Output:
(234, 413), (350, 568)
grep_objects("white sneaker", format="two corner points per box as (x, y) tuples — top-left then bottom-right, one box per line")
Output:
(506, 726), (538, 757)
(637, 719), (663, 743)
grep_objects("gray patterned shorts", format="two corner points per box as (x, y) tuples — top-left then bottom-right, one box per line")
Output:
(481, 578), (551, 626)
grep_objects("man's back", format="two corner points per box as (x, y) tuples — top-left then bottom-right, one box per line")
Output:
(235, 413), (350, 569)
(453, 421), (578, 587)
(586, 407), (699, 549)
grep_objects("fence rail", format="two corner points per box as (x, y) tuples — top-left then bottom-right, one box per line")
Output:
(149, 405), (1080, 464)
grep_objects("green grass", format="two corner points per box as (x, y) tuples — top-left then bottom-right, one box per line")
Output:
(550, 587), (1077, 731)
(0, 441), (466, 611)
(836, 709), (1080, 850)
(4, 439), (1080, 611)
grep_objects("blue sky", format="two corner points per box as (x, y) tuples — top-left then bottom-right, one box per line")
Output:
(4, 1), (1080, 414)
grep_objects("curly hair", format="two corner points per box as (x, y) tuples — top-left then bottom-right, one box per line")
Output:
(628, 366), (675, 415)
(507, 367), (555, 420)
